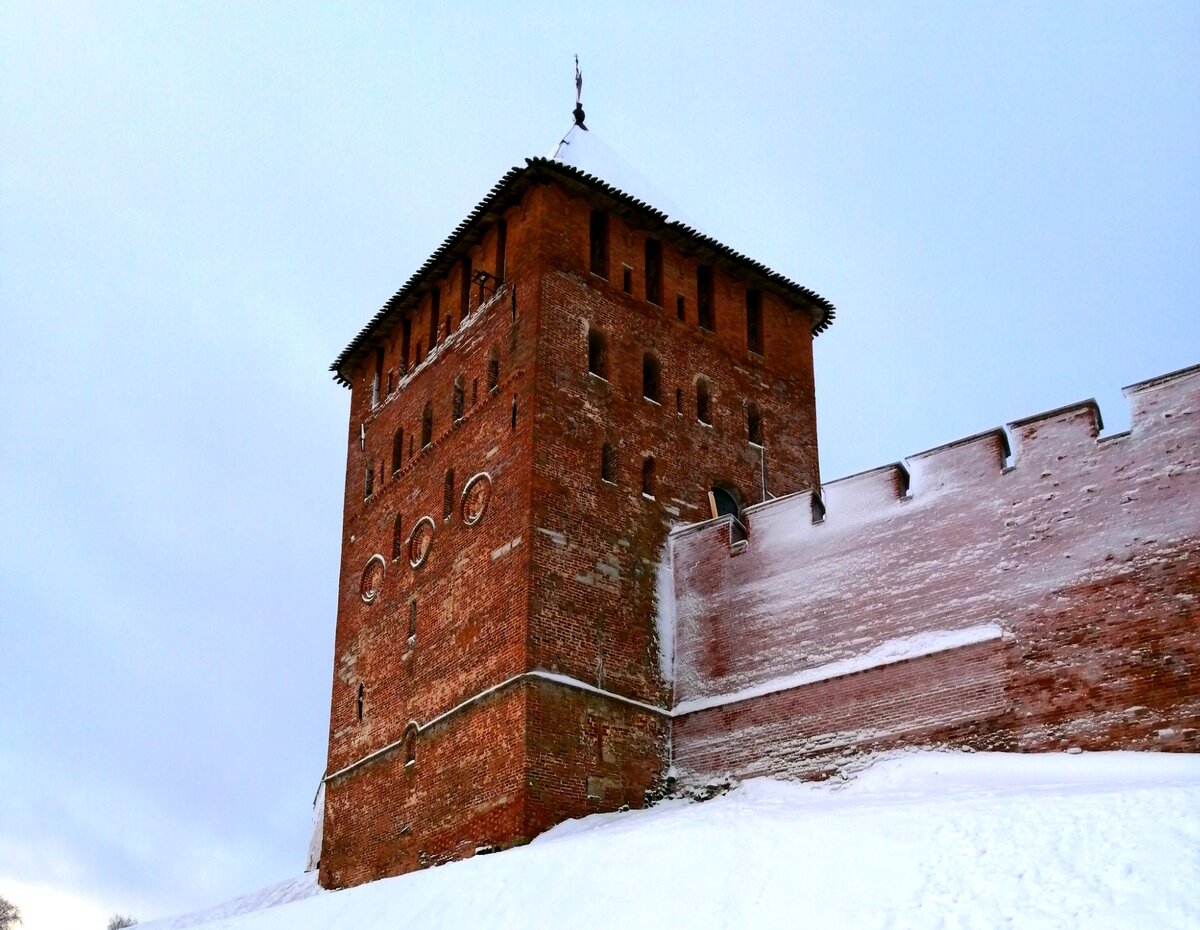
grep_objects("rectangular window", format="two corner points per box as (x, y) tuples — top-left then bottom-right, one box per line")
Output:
(697, 265), (715, 331)
(372, 347), (384, 408)
(495, 220), (507, 282)
(588, 327), (608, 379)
(641, 456), (656, 498)
(644, 238), (662, 305)
(429, 290), (441, 349)
(642, 353), (661, 402)
(746, 288), (763, 355)
(589, 210), (609, 278)
(460, 256), (472, 320)
(622, 265), (632, 294)
(676, 294), (686, 321)
(443, 468), (455, 521)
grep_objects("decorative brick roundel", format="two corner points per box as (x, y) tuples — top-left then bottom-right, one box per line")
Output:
(360, 554), (386, 604)
(409, 516), (435, 568)
(461, 472), (493, 526)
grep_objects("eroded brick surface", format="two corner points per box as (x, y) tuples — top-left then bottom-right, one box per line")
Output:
(670, 367), (1200, 784)
(320, 175), (822, 887)
(319, 159), (1197, 890)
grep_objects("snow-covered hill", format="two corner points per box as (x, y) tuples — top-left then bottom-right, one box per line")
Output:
(143, 751), (1200, 930)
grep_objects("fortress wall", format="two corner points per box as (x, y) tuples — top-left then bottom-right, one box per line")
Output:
(669, 365), (1200, 784)
(320, 687), (526, 889)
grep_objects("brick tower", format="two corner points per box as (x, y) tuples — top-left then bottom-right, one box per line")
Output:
(318, 111), (835, 888)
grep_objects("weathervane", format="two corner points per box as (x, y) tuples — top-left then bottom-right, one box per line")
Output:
(573, 54), (587, 129)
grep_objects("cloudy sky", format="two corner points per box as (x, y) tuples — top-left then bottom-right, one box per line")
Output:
(1, 2), (1196, 926)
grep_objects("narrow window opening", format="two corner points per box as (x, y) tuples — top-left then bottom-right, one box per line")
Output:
(392, 428), (404, 477)
(510, 284), (517, 321)
(392, 513), (404, 561)
(421, 401), (433, 449)
(408, 600), (417, 648)
(443, 468), (455, 521)
(675, 388), (683, 414)
(453, 377), (464, 422)
(589, 210), (609, 278)
(408, 436), (414, 459)
(471, 378), (478, 405)
(697, 265), (715, 331)
(747, 402), (763, 445)
(587, 327), (608, 379)
(746, 288), (763, 355)
(386, 371), (394, 396)
(415, 340), (424, 366)
(601, 443), (616, 483)
(696, 378), (711, 425)
(642, 352), (661, 402)
(487, 346), (500, 393)
(364, 460), (375, 499)
(429, 290), (441, 349)
(460, 256), (472, 320)
(372, 347), (384, 407)
(401, 318), (412, 374)
(642, 456), (656, 498)
(494, 220), (507, 282)
(404, 727), (417, 765)
(676, 294), (686, 321)
(510, 395), (518, 430)
(644, 238), (662, 305)
(621, 265), (632, 294)
(356, 683), (364, 722)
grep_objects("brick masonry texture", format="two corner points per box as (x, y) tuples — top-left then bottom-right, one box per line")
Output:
(319, 160), (1197, 891)
(319, 175), (823, 888)
(669, 364), (1200, 784)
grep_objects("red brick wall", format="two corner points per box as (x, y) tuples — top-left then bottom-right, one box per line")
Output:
(321, 175), (825, 887)
(321, 687), (526, 888)
(670, 364), (1200, 785)
(528, 180), (820, 692)
(674, 639), (1009, 781)
(320, 192), (543, 886)
(523, 179), (821, 812)
(524, 679), (668, 837)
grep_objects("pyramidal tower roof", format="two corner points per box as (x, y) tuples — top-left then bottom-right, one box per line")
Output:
(546, 123), (694, 229)
(331, 115), (835, 384)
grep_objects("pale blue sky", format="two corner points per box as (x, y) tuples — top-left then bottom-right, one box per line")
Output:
(1, 2), (1197, 925)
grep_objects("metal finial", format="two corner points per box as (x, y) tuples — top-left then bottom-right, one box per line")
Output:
(573, 54), (587, 129)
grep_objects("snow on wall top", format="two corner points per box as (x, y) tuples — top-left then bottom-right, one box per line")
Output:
(667, 362), (1200, 705)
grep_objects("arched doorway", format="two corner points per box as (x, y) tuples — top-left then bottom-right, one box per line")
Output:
(708, 485), (746, 542)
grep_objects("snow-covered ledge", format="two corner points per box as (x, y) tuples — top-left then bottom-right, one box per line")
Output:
(672, 623), (1006, 717)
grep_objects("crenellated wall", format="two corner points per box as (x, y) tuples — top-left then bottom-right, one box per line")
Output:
(669, 364), (1200, 784)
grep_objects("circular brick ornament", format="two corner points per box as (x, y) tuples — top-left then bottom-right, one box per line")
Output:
(360, 554), (386, 603)
(409, 516), (435, 568)
(460, 472), (493, 526)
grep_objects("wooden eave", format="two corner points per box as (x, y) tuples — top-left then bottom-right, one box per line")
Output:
(331, 159), (837, 386)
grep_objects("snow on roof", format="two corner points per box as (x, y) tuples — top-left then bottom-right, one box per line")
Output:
(546, 124), (697, 230)
(330, 125), (836, 384)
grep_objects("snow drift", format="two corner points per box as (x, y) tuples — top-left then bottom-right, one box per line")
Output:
(142, 751), (1200, 930)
